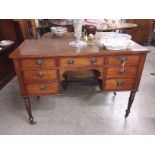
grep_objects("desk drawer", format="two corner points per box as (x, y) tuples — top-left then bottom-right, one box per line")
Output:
(104, 78), (135, 91)
(108, 55), (140, 66)
(106, 66), (138, 78)
(21, 58), (56, 69)
(23, 70), (57, 81)
(60, 57), (103, 67)
(26, 82), (58, 95)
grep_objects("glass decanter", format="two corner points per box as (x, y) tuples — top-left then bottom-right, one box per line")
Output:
(69, 19), (87, 48)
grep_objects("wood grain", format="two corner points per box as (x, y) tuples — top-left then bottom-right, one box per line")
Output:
(23, 70), (57, 82)
(107, 55), (140, 66)
(21, 58), (56, 69)
(26, 82), (59, 95)
(104, 78), (135, 91)
(106, 66), (138, 78)
(9, 32), (149, 123)
(60, 57), (103, 67)
(9, 33), (149, 59)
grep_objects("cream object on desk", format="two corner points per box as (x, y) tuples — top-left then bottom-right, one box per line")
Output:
(0, 40), (14, 46)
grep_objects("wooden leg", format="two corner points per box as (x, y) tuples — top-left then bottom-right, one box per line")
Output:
(94, 77), (102, 91)
(113, 92), (117, 96)
(150, 73), (155, 76)
(36, 96), (40, 101)
(62, 81), (67, 90)
(61, 75), (68, 90)
(125, 91), (136, 118)
(23, 96), (36, 125)
(65, 75), (68, 83)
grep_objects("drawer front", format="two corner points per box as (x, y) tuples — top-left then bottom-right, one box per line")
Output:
(23, 70), (57, 81)
(21, 58), (56, 69)
(104, 78), (135, 91)
(108, 55), (140, 65)
(26, 82), (58, 95)
(60, 57), (103, 67)
(106, 66), (138, 78)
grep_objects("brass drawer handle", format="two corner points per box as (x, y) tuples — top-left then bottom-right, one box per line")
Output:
(116, 81), (124, 86)
(37, 72), (44, 77)
(90, 58), (97, 64)
(39, 85), (46, 90)
(120, 56), (127, 63)
(36, 59), (43, 66)
(119, 56), (127, 74)
(67, 59), (74, 64)
(119, 67), (125, 75)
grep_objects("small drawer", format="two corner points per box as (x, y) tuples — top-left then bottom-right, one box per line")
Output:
(60, 57), (103, 67)
(104, 78), (135, 91)
(106, 66), (138, 78)
(108, 55), (140, 65)
(21, 58), (56, 69)
(23, 70), (57, 81)
(26, 82), (58, 95)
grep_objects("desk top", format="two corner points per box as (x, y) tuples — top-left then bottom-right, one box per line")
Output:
(10, 32), (149, 59)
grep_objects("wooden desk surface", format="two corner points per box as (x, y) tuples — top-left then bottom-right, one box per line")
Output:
(10, 32), (149, 59)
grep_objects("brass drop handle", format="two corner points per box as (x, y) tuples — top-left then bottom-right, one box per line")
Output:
(116, 81), (124, 86)
(119, 56), (128, 75)
(37, 72), (44, 77)
(36, 59), (43, 66)
(120, 56), (128, 63)
(90, 58), (97, 64)
(67, 59), (74, 64)
(39, 85), (46, 90)
(119, 67), (125, 75)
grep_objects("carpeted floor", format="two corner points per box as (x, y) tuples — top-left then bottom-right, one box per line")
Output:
(0, 46), (155, 135)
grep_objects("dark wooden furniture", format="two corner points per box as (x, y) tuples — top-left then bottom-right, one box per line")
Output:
(0, 44), (17, 89)
(10, 32), (149, 124)
(126, 19), (154, 45)
(0, 20), (21, 89)
(15, 20), (30, 40)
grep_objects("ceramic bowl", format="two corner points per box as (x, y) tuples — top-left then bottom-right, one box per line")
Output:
(50, 27), (67, 37)
(54, 31), (66, 37)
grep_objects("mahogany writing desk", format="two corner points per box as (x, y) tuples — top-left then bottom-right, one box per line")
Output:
(10, 33), (149, 124)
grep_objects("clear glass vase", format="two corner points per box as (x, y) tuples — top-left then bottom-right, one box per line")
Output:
(69, 19), (87, 48)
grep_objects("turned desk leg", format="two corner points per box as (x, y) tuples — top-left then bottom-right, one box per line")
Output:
(36, 96), (40, 101)
(113, 92), (117, 96)
(125, 91), (136, 118)
(23, 96), (36, 125)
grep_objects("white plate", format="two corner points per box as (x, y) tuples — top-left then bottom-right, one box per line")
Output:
(99, 36), (132, 51)
(0, 47), (2, 51)
(0, 40), (14, 46)
(50, 27), (67, 33)
(102, 32), (132, 40)
(106, 46), (127, 50)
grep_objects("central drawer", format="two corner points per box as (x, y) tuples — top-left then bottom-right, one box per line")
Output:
(60, 57), (103, 67)
(23, 70), (57, 81)
(26, 82), (59, 95)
